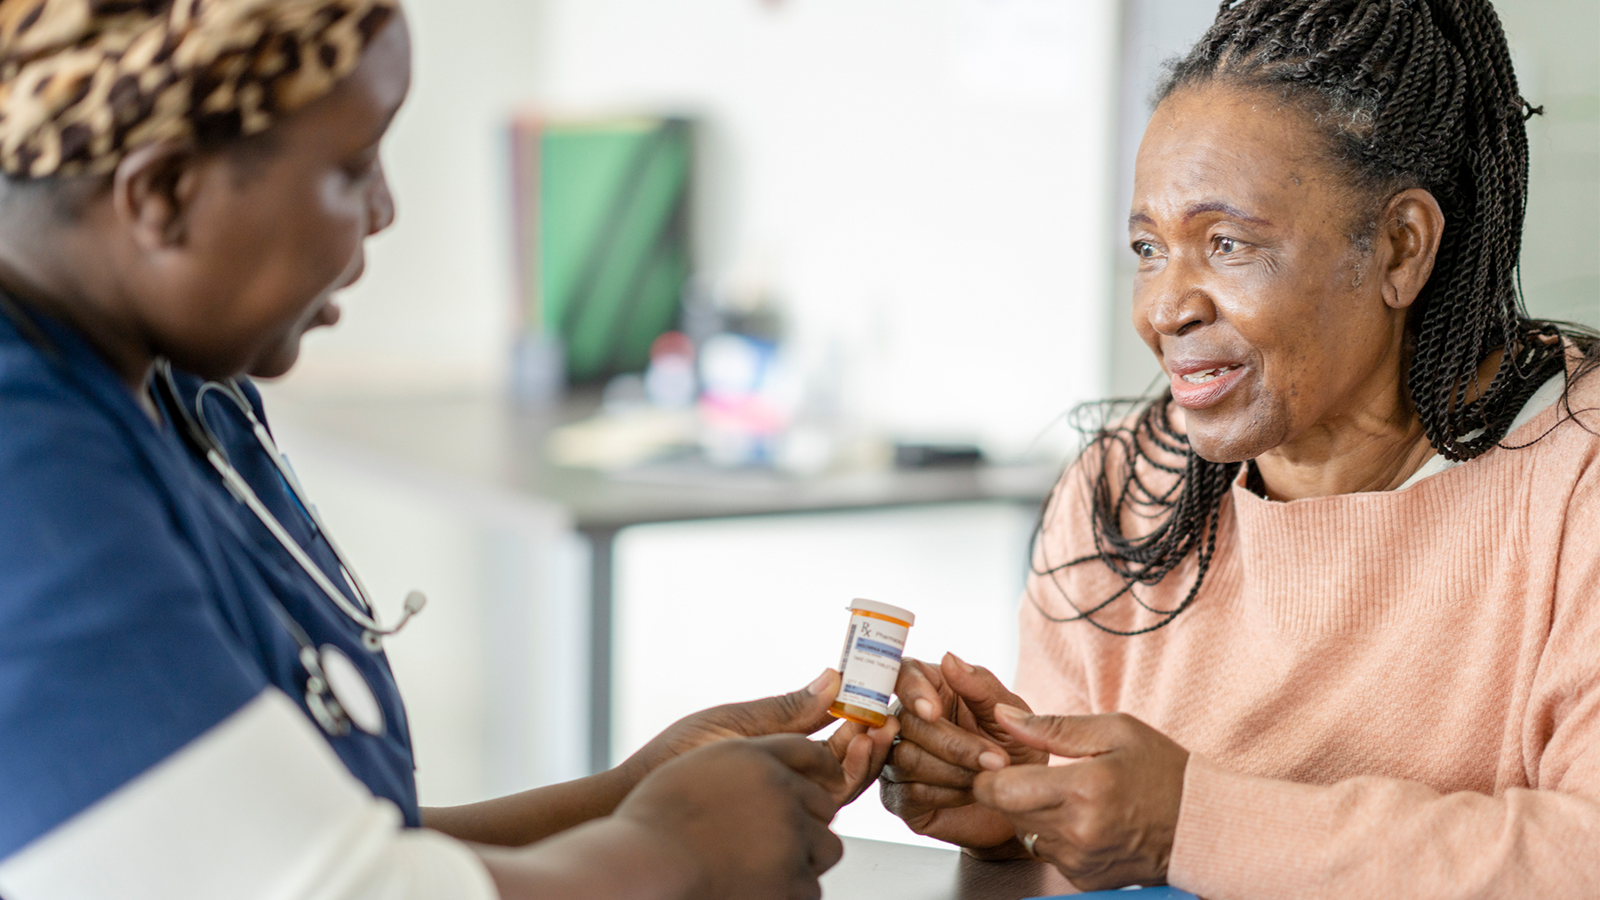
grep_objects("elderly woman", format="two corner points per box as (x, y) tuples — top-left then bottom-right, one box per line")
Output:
(0, 3), (895, 899)
(881, 0), (1600, 897)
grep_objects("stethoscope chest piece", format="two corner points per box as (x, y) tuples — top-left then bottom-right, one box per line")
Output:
(305, 644), (386, 738)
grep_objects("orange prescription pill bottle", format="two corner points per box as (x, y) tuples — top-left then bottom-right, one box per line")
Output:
(829, 598), (916, 727)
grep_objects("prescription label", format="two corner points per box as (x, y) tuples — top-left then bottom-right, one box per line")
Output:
(836, 612), (909, 716)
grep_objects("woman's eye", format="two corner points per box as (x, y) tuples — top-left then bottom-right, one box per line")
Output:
(1214, 236), (1240, 254)
(1132, 241), (1158, 260)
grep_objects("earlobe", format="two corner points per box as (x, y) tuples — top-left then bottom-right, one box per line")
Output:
(1381, 187), (1445, 311)
(112, 140), (201, 252)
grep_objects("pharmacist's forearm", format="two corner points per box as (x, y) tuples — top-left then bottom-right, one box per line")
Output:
(474, 817), (698, 900)
(424, 763), (644, 847)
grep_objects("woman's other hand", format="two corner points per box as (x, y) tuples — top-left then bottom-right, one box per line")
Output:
(879, 654), (1047, 855)
(615, 735), (847, 899)
(972, 705), (1189, 891)
(625, 669), (898, 807)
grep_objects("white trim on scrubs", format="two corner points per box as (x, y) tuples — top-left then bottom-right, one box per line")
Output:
(0, 690), (496, 900)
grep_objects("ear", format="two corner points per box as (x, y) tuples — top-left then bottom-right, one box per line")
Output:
(110, 139), (204, 252)
(1377, 187), (1444, 311)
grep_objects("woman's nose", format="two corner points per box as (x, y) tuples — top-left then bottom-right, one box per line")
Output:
(367, 161), (396, 236)
(1139, 265), (1215, 338)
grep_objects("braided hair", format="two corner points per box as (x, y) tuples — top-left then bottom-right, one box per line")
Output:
(1033, 0), (1590, 636)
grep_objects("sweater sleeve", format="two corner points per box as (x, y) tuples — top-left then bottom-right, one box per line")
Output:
(1167, 457), (1600, 900)
(1169, 755), (1600, 899)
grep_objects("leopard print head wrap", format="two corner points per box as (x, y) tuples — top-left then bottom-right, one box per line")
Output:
(0, 0), (399, 179)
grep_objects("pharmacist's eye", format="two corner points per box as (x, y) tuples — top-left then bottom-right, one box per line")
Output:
(1213, 236), (1240, 255)
(1132, 241), (1159, 259)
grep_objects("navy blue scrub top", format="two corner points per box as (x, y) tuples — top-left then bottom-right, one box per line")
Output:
(0, 302), (419, 862)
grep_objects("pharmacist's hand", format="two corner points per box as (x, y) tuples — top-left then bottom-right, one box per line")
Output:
(617, 735), (846, 899)
(972, 706), (1189, 891)
(879, 655), (1046, 856)
(624, 669), (896, 807)
(825, 714), (900, 807)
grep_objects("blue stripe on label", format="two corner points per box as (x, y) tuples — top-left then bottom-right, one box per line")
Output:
(854, 638), (904, 661)
(843, 684), (891, 705)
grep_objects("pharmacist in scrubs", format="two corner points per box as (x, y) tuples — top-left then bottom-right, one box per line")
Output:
(0, 2), (894, 898)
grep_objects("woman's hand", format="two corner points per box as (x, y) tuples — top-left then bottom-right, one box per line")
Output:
(878, 654), (1047, 855)
(616, 735), (848, 899)
(971, 705), (1189, 891)
(625, 669), (899, 808)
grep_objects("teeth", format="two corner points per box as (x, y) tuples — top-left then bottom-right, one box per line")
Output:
(1182, 366), (1237, 385)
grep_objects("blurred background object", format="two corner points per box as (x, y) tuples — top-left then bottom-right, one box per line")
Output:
(263, 0), (1598, 848)
(511, 115), (694, 390)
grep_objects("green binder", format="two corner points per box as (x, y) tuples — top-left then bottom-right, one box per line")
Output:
(511, 116), (693, 385)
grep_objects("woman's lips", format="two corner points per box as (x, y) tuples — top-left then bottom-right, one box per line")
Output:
(1167, 361), (1246, 409)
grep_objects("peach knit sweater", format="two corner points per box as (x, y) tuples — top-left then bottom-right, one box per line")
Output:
(1015, 364), (1600, 899)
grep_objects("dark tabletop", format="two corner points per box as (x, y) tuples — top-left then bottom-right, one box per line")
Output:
(258, 390), (1061, 532)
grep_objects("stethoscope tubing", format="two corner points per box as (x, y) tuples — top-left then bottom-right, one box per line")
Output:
(197, 380), (382, 615)
(157, 363), (424, 651)
(0, 294), (405, 738)
(155, 362), (421, 738)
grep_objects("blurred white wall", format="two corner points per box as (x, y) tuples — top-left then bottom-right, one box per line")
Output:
(284, 0), (548, 392)
(536, 0), (1118, 456)
(1500, 0), (1600, 326)
(285, 0), (1121, 461)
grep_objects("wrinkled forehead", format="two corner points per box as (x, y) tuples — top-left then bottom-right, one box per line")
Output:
(1131, 83), (1350, 226)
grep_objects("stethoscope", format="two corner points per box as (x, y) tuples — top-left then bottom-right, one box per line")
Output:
(152, 360), (426, 739)
(0, 289), (416, 740)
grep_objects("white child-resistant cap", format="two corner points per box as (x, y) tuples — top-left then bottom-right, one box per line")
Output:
(849, 598), (915, 626)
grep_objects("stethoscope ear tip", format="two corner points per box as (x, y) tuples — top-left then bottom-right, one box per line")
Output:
(404, 590), (427, 615)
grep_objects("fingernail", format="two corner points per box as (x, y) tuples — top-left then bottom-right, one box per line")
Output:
(946, 651), (976, 674)
(978, 751), (1007, 771)
(994, 703), (1026, 721)
(914, 698), (938, 722)
(807, 669), (834, 695)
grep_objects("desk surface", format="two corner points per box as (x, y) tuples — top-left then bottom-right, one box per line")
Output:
(260, 391), (1060, 531)
(822, 838), (1077, 900)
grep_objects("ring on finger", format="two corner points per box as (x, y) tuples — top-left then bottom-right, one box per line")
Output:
(1022, 832), (1040, 857)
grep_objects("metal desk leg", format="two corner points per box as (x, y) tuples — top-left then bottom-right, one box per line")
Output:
(584, 526), (619, 774)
